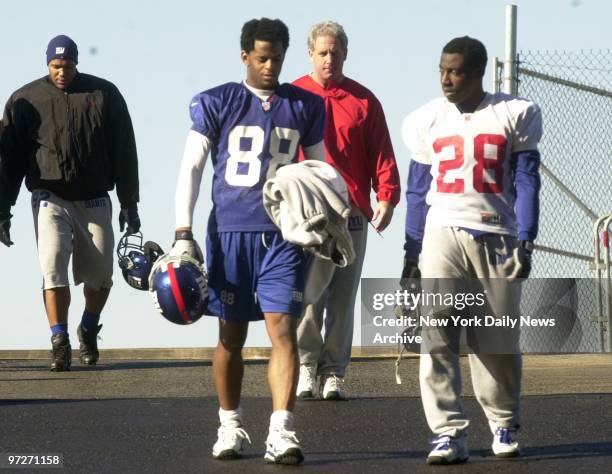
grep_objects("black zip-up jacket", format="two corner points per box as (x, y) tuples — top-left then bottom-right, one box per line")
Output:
(0, 72), (139, 211)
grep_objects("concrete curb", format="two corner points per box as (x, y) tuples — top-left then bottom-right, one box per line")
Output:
(2, 348), (610, 362)
(0, 346), (406, 361)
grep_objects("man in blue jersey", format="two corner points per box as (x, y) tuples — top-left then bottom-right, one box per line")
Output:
(401, 36), (542, 464)
(169, 18), (325, 465)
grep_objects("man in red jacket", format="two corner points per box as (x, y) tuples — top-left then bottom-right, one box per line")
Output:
(293, 20), (401, 400)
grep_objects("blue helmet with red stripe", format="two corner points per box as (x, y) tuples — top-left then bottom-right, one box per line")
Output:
(148, 253), (208, 325)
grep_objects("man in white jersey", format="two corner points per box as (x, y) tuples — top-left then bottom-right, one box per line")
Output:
(401, 36), (542, 465)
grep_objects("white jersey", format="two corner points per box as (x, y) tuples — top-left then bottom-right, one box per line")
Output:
(401, 92), (542, 236)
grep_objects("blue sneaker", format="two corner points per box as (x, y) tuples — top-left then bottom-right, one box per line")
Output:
(492, 427), (520, 458)
(426, 435), (468, 465)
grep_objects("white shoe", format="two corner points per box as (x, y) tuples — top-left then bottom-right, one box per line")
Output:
(320, 375), (346, 400)
(212, 424), (251, 460)
(264, 426), (304, 464)
(296, 364), (317, 398)
(492, 427), (520, 457)
(426, 435), (469, 465)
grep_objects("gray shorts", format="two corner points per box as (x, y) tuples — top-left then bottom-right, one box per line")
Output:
(32, 190), (114, 290)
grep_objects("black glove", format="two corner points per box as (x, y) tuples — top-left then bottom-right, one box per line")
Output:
(504, 241), (533, 282)
(0, 213), (13, 247)
(395, 257), (421, 318)
(400, 257), (421, 290)
(119, 204), (141, 234)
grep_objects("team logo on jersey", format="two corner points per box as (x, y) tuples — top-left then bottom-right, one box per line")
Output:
(261, 100), (271, 111)
(481, 212), (504, 225)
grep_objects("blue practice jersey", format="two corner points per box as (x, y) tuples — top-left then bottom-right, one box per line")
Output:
(190, 82), (325, 232)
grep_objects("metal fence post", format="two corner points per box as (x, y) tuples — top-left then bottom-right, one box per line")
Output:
(504, 4), (518, 95)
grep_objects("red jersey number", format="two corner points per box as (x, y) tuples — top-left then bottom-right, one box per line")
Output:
(433, 136), (465, 193)
(433, 134), (506, 194)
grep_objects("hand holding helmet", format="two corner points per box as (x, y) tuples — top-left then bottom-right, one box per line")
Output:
(119, 204), (141, 234)
(168, 230), (204, 264)
(169, 229), (204, 263)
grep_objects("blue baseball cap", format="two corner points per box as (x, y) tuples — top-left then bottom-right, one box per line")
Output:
(46, 35), (78, 64)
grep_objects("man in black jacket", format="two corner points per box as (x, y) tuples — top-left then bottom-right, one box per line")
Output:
(0, 35), (141, 371)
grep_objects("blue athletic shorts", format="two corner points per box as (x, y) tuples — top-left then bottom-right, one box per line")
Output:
(206, 231), (307, 322)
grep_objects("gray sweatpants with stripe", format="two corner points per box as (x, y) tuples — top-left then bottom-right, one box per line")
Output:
(419, 226), (522, 438)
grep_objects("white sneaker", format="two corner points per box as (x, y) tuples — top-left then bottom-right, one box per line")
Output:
(212, 424), (251, 460)
(426, 435), (469, 465)
(492, 427), (520, 457)
(320, 374), (346, 400)
(264, 426), (304, 465)
(296, 364), (317, 398)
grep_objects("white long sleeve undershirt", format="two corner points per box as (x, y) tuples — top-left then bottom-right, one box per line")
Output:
(175, 130), (211, 228)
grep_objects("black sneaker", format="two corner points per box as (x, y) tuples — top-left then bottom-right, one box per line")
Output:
(50, 333), (72, 372)
(77, 323), (102, 365)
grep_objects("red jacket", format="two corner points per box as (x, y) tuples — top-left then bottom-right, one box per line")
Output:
(293, 74), (400, 220)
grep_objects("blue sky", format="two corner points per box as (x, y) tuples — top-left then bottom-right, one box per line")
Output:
(1, 0), (610, 349)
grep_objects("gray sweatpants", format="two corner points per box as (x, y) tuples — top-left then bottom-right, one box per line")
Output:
(419, 226), (522, 438)
(32, 189), (114, 290)
(297, 208), (368, 377)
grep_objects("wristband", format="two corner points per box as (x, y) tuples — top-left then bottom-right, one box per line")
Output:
(174, 230), (194, 241)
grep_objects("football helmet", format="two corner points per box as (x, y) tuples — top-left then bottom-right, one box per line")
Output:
(116, 232), (164, 291)
(149, 253), (208, 325)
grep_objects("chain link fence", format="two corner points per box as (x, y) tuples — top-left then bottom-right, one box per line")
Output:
(515, 49), (612, 352)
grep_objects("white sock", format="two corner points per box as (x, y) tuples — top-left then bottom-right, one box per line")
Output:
(219, 407), (242, 426)
(270, 410), (294, 430)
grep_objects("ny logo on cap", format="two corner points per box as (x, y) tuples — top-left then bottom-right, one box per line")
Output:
(55, 47), (66, 54)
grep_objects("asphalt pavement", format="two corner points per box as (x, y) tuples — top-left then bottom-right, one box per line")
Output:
(1, 354), (611, 473)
